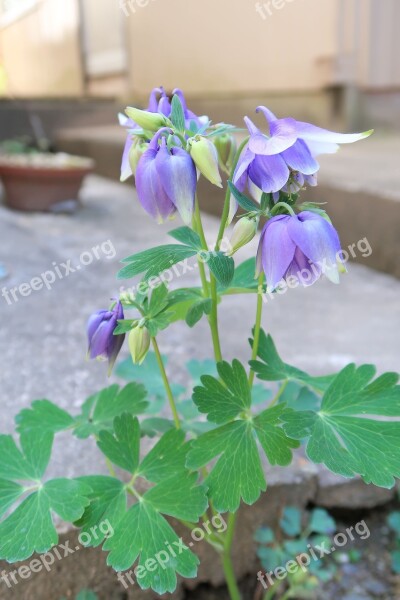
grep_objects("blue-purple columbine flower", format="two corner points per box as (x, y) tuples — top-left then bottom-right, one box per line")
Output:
(257, 211), (343, 291)
(120, 86), (206, 182)
(87, 300), (125, 376)
(232, 106), (373, 208)
(135, 131), (197, 224)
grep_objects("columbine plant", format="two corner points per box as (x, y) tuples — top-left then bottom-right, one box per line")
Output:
(0, 87), (398, 600)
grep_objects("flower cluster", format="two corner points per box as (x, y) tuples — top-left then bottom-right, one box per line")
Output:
(119, 86), (232, 224)
(87, 87), (372, 373)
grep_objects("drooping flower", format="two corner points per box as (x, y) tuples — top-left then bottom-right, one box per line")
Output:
(87, 300), (125, 375)
(257, 211), (343, 291)
(233, 106), (373, 204)
(135, 132), (197, 224)
(120, 86), (207, 182)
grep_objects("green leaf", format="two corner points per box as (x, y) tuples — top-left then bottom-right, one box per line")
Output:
(146, 311), (174, 337)
(187, 421), (266, 513)
(74, 384), (148, 438)
(43, 479), (92, 522)
(0, 479), (91, 562)
(228, 181), (260, 213)
(309, 508), (336, 534)
(207, 252), (234, 288)
(254, 526), (275, 544)
(250, 329), (336, 391)
(226, 258), (258, 292)
(193, 359), (251, 424)
(15, 400), (74, 435)
(169, 226), (202, 250)
(253, 406), (300, 466)
(75, 476), (126, 547)
(138, 429), (189, 483)
(282, 364), (400, 488)
(185, 298), (212, 327)
(0, 431), (53, 480)
(188, 363), (299, 511)
(0, 479), (24, 518)
(280, 507), (302, 537)
(186, 358), (217, 384)
(116, 352), (184, 401)
(118, 244), (196, 280)
(148, 283), (169, 317)
(391, 550), (400, 574)
(140, 417), (174, 437)
(170, 94), (186, 132)
(97, 415), (140, 473)
(104, 502), (199, 594)
(76, 591), (98, 600)
(114, 319), (136, 334)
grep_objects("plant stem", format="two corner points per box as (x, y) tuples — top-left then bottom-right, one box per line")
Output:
(193, 199), (210, 296)
(152, 337), (181, 429)
(269, 379), (289, 407)
(248, 273), (264, 387)
(209, 275), (223, 362)
(222, 512), (241, 600)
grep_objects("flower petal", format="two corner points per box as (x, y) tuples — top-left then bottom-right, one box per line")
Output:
(281, 139), (319, 175)
(233, 144), (255, 183)
(294, 122), (374, 145)
(120, 135), (133, 182)
(286, 212), (341, 269)
(259, 216), (296, 290)
(135, 148), (176, 223)
(249, 154), (290, 193)
(304, 140), (340, 157)
(156, 144), (196, 224)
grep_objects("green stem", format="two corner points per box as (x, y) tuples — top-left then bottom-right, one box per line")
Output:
(248, 273), (264, 387)
(209, 275), (223, 363)
(269, 379), (289, 407)
(152, 337), (181, 429)
(193, 198), (210, 296)
(222, 513), (241, 600)
(215, 136), (250, 251)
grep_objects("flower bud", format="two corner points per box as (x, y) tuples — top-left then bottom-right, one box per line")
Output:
(227, 217), (258, 256)
(129, 138), (148, 177)
(188, 136), (223, 188)
(128, 326), (150, 365)
(125, 107), (169, 132)
(214, 133), (237, 172)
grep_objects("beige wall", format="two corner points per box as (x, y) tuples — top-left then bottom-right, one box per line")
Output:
(0, 0), (83, 97)
(125, 0), (339, 99)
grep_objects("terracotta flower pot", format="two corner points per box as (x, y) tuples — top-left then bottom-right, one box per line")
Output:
(0, 155), (94, 212)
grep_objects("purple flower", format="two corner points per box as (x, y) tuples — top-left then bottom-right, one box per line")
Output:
(233, 106), (373, 203)
(120, 87), (206, 181)
(257, 211), (343, 291)
(135, 133), (197, 224)
(87, 300), (125, 375)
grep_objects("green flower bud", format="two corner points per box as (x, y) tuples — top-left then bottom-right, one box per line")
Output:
(227, 217), (258, 256)
(125, 107), (169, 132)
(128, 326), (150, 365)
(129, 138), (148, 176)
(188, 136), (223, 188)
(214, 133), (237, 172)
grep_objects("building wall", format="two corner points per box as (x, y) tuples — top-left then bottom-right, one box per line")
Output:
(125, 0), (339, 100)
(0, 0), (83, 97)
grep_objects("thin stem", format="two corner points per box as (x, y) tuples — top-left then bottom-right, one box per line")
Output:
(271, 201), (296, 217)
(209, 275), (223, 363)
(193, 199), (210, 296)
(222, 512), (241, 600)
(152, 337), (181, 429)
(215, 136), (250, 251)
(248, 273), (264, 388)
(269, 379), (289, 407)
